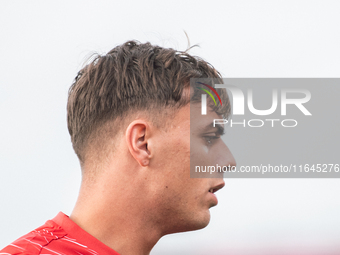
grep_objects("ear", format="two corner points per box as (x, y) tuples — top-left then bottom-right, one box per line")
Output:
(125, 120), (151, 167)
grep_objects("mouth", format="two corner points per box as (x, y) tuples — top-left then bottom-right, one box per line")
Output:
(207, 182), (225, 206)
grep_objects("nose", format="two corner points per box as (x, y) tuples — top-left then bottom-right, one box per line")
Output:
(223, 143), (236, 169)
(208, 140), (236, 179)
(217, 141), (236, 176)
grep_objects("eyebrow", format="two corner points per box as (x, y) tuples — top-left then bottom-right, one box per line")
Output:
(199, 122), (225, 135)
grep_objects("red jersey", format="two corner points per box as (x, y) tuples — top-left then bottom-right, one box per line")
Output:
(0, 212), (120, 255)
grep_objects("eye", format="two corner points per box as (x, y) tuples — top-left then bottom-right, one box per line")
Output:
(203, 133), (220, 146)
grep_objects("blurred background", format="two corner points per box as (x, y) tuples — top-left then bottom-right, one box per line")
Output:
(1, 1), (339, 254)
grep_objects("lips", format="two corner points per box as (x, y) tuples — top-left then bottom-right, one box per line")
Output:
(208, 181), (225, 206)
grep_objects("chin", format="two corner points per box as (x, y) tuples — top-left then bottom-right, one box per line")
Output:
(181, 210), (211, 232)
(164, 210), (211, 235)
(195, 211), (211, 229)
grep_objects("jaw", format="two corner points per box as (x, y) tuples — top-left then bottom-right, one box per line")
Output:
(160, 205), (212, 236)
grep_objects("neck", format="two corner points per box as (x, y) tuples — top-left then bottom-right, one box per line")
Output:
(70, 173), (162, 255)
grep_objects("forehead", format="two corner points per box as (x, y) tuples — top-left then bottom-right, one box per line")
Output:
(164, 103), (223, 136)
(190, 103), (223, 131)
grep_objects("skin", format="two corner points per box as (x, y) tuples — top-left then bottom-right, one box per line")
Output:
(70, 102), (236, 255)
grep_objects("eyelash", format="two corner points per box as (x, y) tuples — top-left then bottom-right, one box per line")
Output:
(203, 134), (221, 146)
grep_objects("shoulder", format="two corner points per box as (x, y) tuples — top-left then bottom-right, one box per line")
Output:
(0, 212), (119, 255)
(0, 219), (67, 255)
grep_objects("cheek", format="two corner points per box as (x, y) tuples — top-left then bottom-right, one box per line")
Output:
(154, 135), (191, 195)
(168, 136), (190, 174)
(190, 141), (216, 166)
(162, 130), (190, 166)
(164, 181), (205, 212)
(190, 139), (226, 178)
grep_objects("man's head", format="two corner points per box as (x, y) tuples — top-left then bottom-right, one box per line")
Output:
(68, 41), (223, 164)
(67, 40), (235, 236)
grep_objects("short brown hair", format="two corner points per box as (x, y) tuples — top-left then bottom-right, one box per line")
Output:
(67, 40), (229, 163)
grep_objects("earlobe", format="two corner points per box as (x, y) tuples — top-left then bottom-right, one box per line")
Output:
(126, 120), (151, 167)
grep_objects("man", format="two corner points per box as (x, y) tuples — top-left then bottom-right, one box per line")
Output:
(1, 40), (235, 255)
